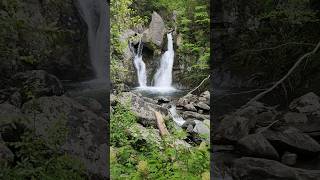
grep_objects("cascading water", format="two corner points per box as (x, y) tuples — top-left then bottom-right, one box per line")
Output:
(153, 33), (175, 87)
(133, 38), (147, 87)
(77, 0), (108, 81)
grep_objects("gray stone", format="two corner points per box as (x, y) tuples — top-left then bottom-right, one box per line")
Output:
(74, 96), (103, 114)
(184, 103), (197, 112)
(283, 112), (308, 124)
(22, 96), (107, 178)
(232, 157), (320, 180)
(11, 70), (64, 101)
(289, 92), (320, 116)
(281, 152), (297, 166)
(142, 12), (166, 47)
(182, 111), (209, 121)
(262, 126), (320, 155)
(238, 134), (279, 160)
(129, 123), (161, 146)
(195, 101), (210, 110)
(193, 120), (210, 138)
(215, 115), (255, 142)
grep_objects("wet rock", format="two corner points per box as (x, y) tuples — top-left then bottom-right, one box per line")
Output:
(22, 96), (107, 178)
(11, 70), (64, 102)
(215, 115), (254, 142)
(281, 152), (297, 166)
(176, 94), (198, 107)
(156, 96), (170, 104)
(232, 157), (320, 180)
(184, 103), (197, 112)
(262, 126), (320, 155)
(237, 134), (279, 160)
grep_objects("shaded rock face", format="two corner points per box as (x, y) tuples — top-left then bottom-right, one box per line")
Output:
(0, 136), (14, 165)
(237, 134), (279, 160)
(262, 127), (320, 155)
(11, 70), (64, 102)
(232, 157), (320, 180)
(22, 96), (107, 178)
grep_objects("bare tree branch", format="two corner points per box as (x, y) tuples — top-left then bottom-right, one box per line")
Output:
(248, 40), (320, 104)
(185, 75), (210, 96)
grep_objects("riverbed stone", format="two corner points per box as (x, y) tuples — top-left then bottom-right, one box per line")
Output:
(237, 133), (279, 160)
(184, 103), (197, 112)
(195, 101), (210, 111)
(215, 115), (255, 142)
(281, 152), (297, 166)
(232, 157), (320, 180)
(262, 126), (320, 155)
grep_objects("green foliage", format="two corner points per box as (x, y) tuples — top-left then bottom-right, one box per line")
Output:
(110, 99), (137, 147)
(0, 119), (87, 180)
(110, 102), (210, 179)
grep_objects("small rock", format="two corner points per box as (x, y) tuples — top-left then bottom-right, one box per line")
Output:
(184, 103), (197, 112)
(193, 120), (210, 138)
(195, 101), (210, 111)
(281, 152), (297, 166)
(182, 111), (209, 121)
(186, 124), (194, 133)
(201, 91), (210, 99)
(198, 109), (204, 114)
(157, 96), (170, 104)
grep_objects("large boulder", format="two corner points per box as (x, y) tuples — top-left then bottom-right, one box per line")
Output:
(0, 102), (26, 128)
(11, 70), (64, 102)
(289, 92), (320, 115)
(237, 133), (279, 160)
(232, 157), (320, 180)
(142, 12), (166, 48)
(22, 96), (107, 178)
(116, 92), (167, 127)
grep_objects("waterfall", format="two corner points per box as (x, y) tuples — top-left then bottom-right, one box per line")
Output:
(76, 0), (108, 81)
(133, 38), (147, 87)
(153, 33), (175, 87)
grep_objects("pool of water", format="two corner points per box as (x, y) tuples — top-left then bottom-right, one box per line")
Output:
(132, 86), (188, 99)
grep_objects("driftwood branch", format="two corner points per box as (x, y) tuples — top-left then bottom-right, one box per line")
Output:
(153, 110), (169, 137)
(185, 75), (210, 96)
(248, 40), (320, 104)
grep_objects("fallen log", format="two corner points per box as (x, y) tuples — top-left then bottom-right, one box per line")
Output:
(153, 110), (169, 137)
